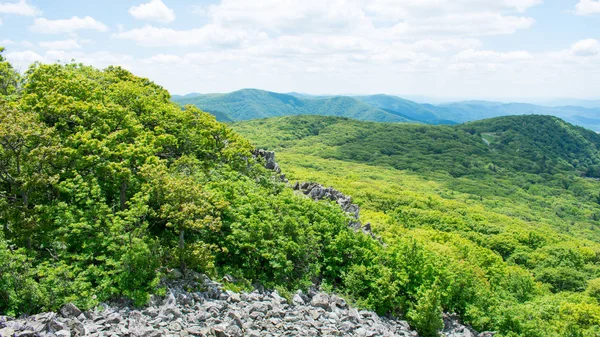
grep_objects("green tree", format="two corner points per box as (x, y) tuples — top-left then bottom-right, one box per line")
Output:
(407, 284), (444, 337)
(0, 47), (21, 98)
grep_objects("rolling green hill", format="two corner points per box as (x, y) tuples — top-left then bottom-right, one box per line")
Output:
(174, 89), (600, 131)
(233, 114), (600, 337)
(233, 114), (600, 178)
(440, 102), (600, 131)
(173, 89), (413, 123)
(354, 94), (456, 124)
(5, 46), (599, 336)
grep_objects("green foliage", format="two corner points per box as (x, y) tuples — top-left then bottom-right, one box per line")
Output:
(3, 55), (599, 337)
(0, 60), (387, 321)
(586, 278), (600, 302)
(407, 285), (444, 337)
(0, 61), (255, 312)
(0, 47), (21, 99)
(233, 115), (600, 336)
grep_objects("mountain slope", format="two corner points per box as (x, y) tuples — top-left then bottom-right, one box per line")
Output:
(458, 115), (600, 175)
(354, 94), (456, 124)
(234, 114), (600, 177)
(173, 89), (413, 123)
(439, 102), (600, 131)
(233, 114), (600, 336)
(174, 89), (600, 131)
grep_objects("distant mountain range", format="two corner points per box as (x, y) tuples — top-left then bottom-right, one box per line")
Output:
(172, 89), (600, 132)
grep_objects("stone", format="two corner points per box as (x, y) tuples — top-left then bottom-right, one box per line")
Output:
(168, 322), (182, 331)
(48, 319), (67, 332)
(478, 332), (497, 337)
(55, 330), (72, 337)
(228, 293), (241, 303)
(212, 325), (229, 337)
(105, 313), (121, 324)
(292, 294), (305, 305)
(16, 331), (37, 337)
(0, 327), (15, 337)
(330, 295), (347, 308)
(60, 303), (82, 318)
(144, 331), (163, 337)
(164, 306), (183, 318)
(186, 326), (208, 336)
(249, 303), (269, 314)
(310, 293), (331, 310)
(247, 330), (261, 337)
(68, 319), (85, 335)
(227, 312), (244, 330)
(0, 274), (482, 337)
(128, 310), (147, 336)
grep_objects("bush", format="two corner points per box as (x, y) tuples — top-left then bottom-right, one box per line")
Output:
(407, 285), (444, 337)
(586, 278), (600, 302)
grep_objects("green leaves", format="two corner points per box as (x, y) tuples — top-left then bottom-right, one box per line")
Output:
(0, 61), (258, 313)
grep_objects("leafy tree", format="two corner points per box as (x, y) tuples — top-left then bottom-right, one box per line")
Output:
(0, 47), (21, 98)
(407, 284), (444, 337)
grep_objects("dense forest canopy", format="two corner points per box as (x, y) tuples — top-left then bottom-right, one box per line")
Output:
(1, 49), (599, 337)
(233, 115), (600, 337)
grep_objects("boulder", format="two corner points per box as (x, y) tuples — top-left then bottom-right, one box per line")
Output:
(310, 293), (331, 310)
(60, 303), (82, 318)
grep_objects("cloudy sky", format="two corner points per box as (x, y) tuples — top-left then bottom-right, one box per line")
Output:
(1, 0), (599, 100)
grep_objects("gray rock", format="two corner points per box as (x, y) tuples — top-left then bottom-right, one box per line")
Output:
(55, 330), (71, 337)
(60, 303), (82, 318)
(48, 319), (67, 332)
(67, 319), (85, 336)
(0, 275), (481, 337)
(227, 312), (244, 330)
(310, 293), (331, 310)
(16, 331), (37, 337)
(293, 294), (305, 305)
(128, 310), (147, 336)
(331, 295), (347, 308)
(228, 292), (241, 303)
(212, 325), (229, 337)
(249, 303), (269, 314)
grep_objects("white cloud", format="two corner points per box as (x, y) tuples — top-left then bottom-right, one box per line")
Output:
(575, 0), (600, 15)
(113, 24), (266, 48)
(0, 0), (40, 16)
(39, 39), (82, 50)
(5, 50), (44, 70)
(5, 49), (134, 71)
(1, 39), (34, 48)
(30, 16), (109, 34)
(403, 13), (535, 37)
(455, 49), (534, 62)
(570, 39), (599, 57)
(129, 0), (175, 23)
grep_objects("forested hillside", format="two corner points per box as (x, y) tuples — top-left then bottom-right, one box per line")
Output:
(233, 115), (600, 337)
(0, 55), (370, 323)
(2, 48), (600, 337)
(172, 89), (412, 123)
(174, 89), (600, 132)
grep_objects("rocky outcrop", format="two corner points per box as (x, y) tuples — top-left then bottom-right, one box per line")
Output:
(252, 149), (287, 182)
(0, 274), (489, 337)
(292, 181), (375, 237)
(252, 149), (375, 237)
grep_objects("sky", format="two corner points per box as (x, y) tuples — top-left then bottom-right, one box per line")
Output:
(0, 0), (599, 100)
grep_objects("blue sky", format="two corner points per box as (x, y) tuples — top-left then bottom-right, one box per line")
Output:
(1, 0), (599, 100)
